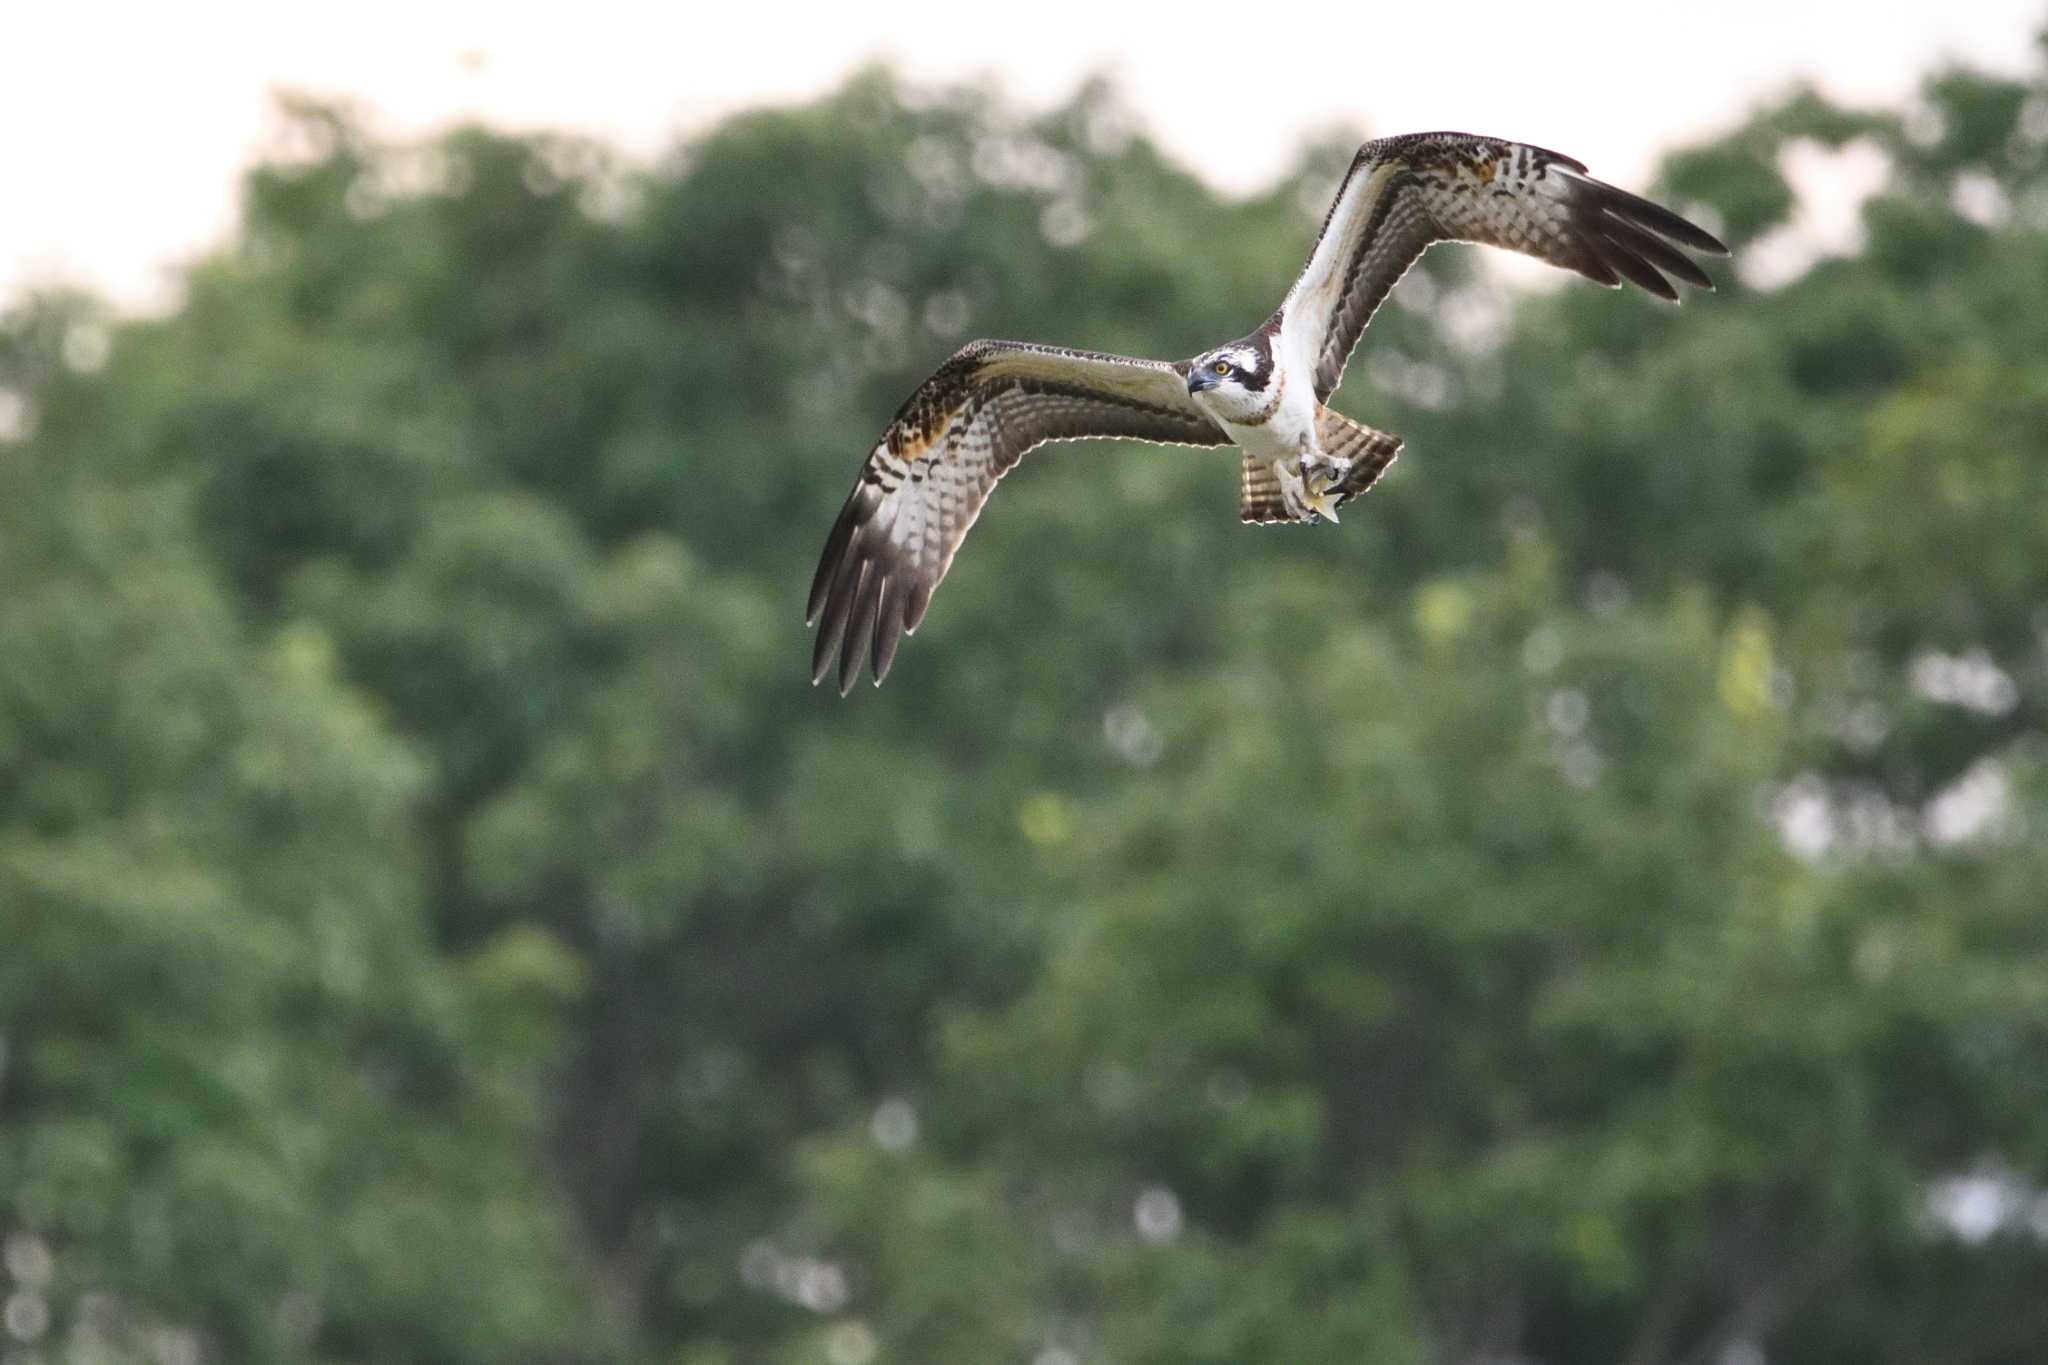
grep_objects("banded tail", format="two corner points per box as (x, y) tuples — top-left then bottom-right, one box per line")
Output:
(1239, 409), (1404, 524)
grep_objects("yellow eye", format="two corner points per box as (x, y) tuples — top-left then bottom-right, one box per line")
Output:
(1213, 360), (1230, 375)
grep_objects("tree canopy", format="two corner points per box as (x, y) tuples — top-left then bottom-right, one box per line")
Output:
(3, 47), (2047, 1365)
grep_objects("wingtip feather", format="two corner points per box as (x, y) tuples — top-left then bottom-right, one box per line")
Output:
(810, 629), (839, 688)
(1601, 213), (1716, 293)
(903, 579), (934, 635)
(870, 574), (904, 685)
(1606, 185), (1731, 258)
(807, 486), (871, 624)
(1601, 237), (1680, 301)
(811, 553), (866, 688)
(837, 561), (883, 697)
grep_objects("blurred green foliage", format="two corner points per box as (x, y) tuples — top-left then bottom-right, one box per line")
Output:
(2, 49), (2047, 1365)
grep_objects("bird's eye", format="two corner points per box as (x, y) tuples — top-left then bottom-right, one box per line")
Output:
(1213, 360), (1230, 375)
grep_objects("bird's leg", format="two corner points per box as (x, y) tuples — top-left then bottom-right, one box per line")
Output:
(1274, 460), (1315, 522)
(1292, 451), (1351, 523)
(1273, 457), (1346, 524)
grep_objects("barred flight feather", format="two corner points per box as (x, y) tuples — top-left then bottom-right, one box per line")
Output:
(807, 341), (1227, 693)
(1283, 132), (1728, 400)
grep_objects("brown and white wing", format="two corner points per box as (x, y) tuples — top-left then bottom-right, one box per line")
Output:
(1281, 132), (1730, 402)
(806, 340), (1228, 694)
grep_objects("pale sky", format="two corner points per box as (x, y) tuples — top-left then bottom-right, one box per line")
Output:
(8, 2), (2044, 310)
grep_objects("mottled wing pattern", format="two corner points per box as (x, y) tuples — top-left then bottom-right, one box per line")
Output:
(807, 340), (1229, 693)
(1284, 132), (1730, 401)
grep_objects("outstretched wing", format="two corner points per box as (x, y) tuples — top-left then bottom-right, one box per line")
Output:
(807, 340), (1228, 694)
(1282, 132), (1730, 402)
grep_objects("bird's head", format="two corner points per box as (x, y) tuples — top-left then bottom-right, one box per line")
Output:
(1185, 340), (1273, 420)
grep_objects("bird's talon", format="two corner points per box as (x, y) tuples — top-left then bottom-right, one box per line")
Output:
(1300, 455), (1344, 488)
(1290, 454), (1351, 524)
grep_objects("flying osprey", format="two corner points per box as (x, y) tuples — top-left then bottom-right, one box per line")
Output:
(808, 131), (1728, 693)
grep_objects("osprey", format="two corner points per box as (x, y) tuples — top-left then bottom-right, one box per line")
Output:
(808, 131), (1728, 693)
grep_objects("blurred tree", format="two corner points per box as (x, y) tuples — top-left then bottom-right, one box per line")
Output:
(0, 299), (599, 1360)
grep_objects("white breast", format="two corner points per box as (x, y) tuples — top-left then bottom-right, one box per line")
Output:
(1221, 352), (1320, 460)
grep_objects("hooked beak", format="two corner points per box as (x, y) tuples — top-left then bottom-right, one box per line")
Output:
(1186, 368), (1219, 395)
